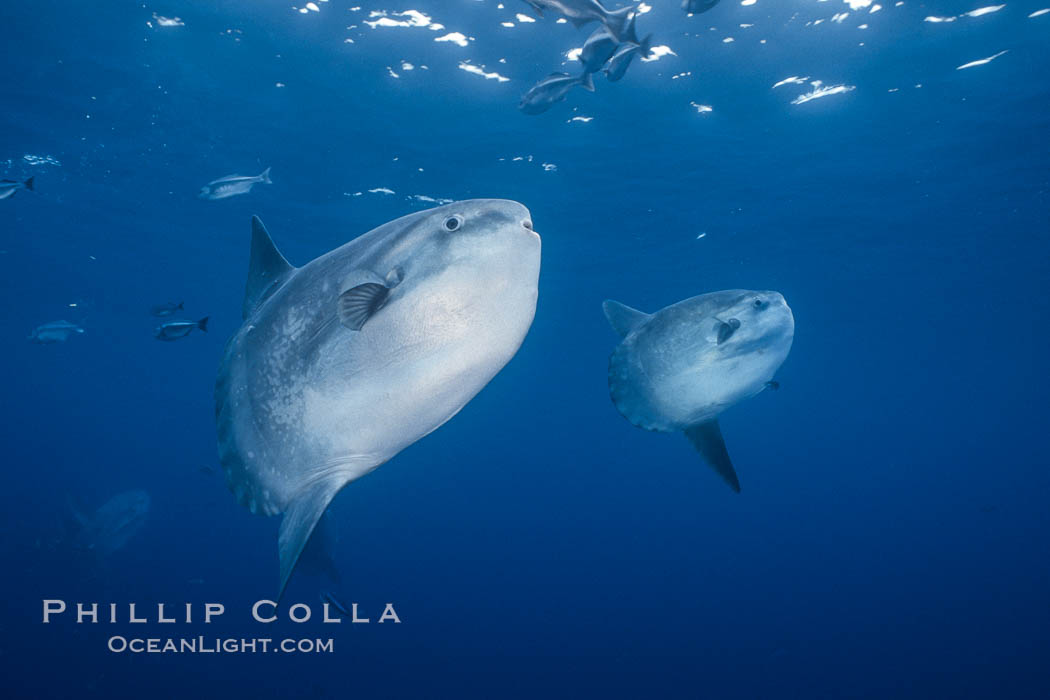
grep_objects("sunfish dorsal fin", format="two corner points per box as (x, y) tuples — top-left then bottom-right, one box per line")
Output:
(277, 478), (344, 601)
(683, 420), (741, 493)
(243, 216), (295, 319)
(602, 299), (650, 337)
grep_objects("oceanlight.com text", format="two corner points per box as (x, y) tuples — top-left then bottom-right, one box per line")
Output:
(107, 636), (334, 654)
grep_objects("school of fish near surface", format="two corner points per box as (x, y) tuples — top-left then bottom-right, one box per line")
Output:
(518, 0), (714, 114)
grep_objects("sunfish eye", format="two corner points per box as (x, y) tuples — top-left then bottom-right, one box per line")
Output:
(753, 299), (765, 309)
(443, 215), (463, 232)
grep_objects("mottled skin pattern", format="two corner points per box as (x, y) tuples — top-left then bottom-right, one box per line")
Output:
(216, 200), (540, 594)
(609, 290), (794, 431)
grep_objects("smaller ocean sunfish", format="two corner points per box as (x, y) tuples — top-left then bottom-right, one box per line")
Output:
(602, 290), (794, 492)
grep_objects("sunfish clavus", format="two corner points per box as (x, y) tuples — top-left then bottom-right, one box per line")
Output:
(603, 290), (793, 492)
(216, 200), (541, 597)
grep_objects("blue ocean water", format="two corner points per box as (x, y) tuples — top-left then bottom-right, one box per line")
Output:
(2, 0), (1049, 697)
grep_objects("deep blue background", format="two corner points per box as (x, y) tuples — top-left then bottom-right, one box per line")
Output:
(2, 1), (1048, 697)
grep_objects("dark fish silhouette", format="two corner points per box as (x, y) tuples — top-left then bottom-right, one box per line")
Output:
(520, 71), (595, 114)
(150, 301), (184, 317)
(603, 35), (653, 82)
(522, 1), (638, 42)
(682, 0), (720, 14)
(68, 491), (150, 555)
(154, 317), (209, 341)
(0, 176), (34, 200)
(29, 320), (84, 344)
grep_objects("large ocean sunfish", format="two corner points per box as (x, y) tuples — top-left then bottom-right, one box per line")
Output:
(602, 290), (794, 492)
(216, 201), (541, 597)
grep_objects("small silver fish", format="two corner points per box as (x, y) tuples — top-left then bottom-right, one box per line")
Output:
(603, 34), (652, 82)
(154, 317), (209, 341)
(29, 320), (84, 344)
(520, 71), (595, 114)
(150, 301), (184, 317)
(522, 1), (637, 41)
(0, 176), (35, 200)
(579, 26), (619, 74)
(682, 0), (720, 14)
(198, 167), (271, 200)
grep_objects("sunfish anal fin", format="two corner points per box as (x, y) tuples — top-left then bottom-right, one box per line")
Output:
(243, 216), (296, 319)
(338, 267), (403, 331)
(602, 299), (650, 337)
(277, 478), (344, 602)
(683, 420), (741, 493)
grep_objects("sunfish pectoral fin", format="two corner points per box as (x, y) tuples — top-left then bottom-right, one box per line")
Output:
(243, 216), (296, 319)
(277, 478), (344, 602)
(337, 267), (403, 331)
(602, 299), (650, 337)
(683, 420), (741, 493)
